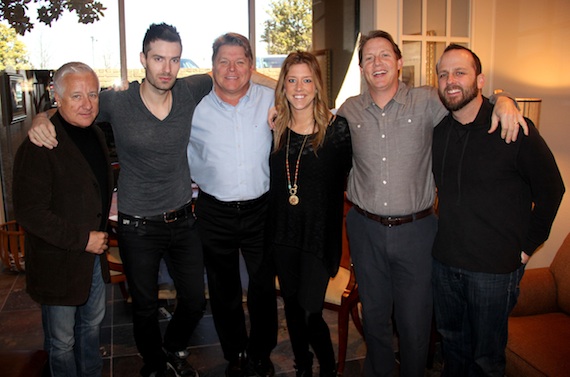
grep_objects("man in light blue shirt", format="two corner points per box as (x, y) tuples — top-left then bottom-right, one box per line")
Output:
(188, 33), (277, 377)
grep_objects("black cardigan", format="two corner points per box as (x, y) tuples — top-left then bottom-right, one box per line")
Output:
(267, 116), (352, 277)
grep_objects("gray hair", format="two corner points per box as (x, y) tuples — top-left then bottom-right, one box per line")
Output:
(53, 62), (99, 96)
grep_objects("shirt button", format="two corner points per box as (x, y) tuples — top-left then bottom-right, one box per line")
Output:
(382, 157), (386, 162)
(382, 113), (386, 117)
(382, 180), (387, 185)
(357, 124), (361, 129)
(383, 202), (388, 206)
(381, 134), (386, 138)
(408, 119), (412, 123)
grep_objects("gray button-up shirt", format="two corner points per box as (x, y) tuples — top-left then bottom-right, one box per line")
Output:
(338, 81), (447, 216)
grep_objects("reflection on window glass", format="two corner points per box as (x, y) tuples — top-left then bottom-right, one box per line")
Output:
(401, 0), (470, 87)
(451, 0), (470, 37)
(402, 41), (421, 88)
(403, 0), (422, 35)
(427, 0), (447, 37)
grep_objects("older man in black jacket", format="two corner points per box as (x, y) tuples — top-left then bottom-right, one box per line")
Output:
(13, 62), (113, 377)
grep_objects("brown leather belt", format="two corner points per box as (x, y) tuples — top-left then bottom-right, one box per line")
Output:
(354, 205), (433, 227)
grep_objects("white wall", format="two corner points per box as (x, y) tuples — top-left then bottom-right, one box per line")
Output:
(472, 0), (570, 268)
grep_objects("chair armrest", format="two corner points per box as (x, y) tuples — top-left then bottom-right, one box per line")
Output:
(510, 267), (558, 317)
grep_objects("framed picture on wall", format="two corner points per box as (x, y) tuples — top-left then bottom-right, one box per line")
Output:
(314, 49), (333, 109)
(7, 73), (26, 124)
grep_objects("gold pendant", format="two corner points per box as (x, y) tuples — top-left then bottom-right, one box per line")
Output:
(289, 194), (299, 205)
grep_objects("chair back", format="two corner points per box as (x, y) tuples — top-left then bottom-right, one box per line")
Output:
(0, 221), (25, 272)
(339, 197), (353, 270)
(324, 195), (356, 307)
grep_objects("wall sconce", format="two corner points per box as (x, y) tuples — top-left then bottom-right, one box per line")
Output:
(515, 97), (542, 128)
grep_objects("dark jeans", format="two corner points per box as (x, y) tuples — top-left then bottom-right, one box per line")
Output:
(433, 259), (525, 377)
(117, 214), (205, 375)
(347, 207), (437, 377)
(195, 192), (277, 363)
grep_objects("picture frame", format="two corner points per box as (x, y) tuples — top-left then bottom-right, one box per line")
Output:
(7, 73), (26, 124)
(314, 49), (333, 108)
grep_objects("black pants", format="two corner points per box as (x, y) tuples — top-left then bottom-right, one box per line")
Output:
(117, 214), (205, 375)
(195, 192), (277, 362)
(273, 244), (335, 373)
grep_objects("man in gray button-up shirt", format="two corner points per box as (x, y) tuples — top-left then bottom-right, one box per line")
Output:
(337, 30), (525, 377)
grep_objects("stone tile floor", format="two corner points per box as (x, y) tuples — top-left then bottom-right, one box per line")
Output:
(0, 267), (442, 376)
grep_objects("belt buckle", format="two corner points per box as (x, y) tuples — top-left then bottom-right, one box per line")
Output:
(163, 210), (178, 223)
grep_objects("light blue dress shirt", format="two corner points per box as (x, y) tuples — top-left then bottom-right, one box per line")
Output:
(188, 82), (274, 202)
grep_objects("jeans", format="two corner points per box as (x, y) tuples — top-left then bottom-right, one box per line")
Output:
(346, 207), (437, 377)
(118, 214), (205, 375)
(42, 257), (105, 377)
(433, 259), (525, 377)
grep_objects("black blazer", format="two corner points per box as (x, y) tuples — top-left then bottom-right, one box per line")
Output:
(13, 113), (113, 306)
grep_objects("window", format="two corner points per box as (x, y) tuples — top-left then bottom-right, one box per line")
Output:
(21, 0), (280, 86)
(401, 0), (470, 87)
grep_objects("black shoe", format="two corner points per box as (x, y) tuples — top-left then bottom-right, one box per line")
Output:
(318, 368), (337, 377)
(245, 357), (275, 377)
(294, 352), (313, 377)
(166, 349), (199, 377)
(225, 353), (247, 377)
(152, 370), (176, 377)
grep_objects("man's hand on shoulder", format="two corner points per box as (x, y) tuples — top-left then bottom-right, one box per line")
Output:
(489, 96), (529, 144)
(28, 110), (58, 149)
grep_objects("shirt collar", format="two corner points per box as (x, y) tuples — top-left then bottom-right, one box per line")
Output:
(361, 80), (409, 110)
(210, 81), (253, 109)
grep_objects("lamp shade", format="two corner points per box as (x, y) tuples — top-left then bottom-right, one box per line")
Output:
(515, 98), (542, 128)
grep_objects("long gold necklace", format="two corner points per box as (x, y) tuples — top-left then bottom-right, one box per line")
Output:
(285, 128), (309, 206)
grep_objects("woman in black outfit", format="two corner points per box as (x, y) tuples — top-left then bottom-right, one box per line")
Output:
(268, 51), (352, 377)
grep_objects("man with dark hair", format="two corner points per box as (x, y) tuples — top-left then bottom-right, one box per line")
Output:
(432, 44), (564, 376)
(189, 32), (277, 377)
(13, 62), (113, 377)
(337, 30), (526, 377)
(103, 23), (209, 377)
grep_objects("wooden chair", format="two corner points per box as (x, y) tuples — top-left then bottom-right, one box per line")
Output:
(107, 235), (129, 300)
(276, 196), (364, 375)
(0, 221), (26, 272)
(323, 197), (364, 375)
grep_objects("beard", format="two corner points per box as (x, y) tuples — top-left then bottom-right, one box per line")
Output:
(439, 80), (478, 112)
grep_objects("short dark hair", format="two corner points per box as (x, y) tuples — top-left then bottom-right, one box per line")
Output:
(358, 30), (402, 66)
(438, 44), (482, 75)
(142, 23), (182, 56)
(211, 33), (253, 64)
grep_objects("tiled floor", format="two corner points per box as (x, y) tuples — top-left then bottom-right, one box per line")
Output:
(0, 267), (369, 377)
(0, 267), (442, 376)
